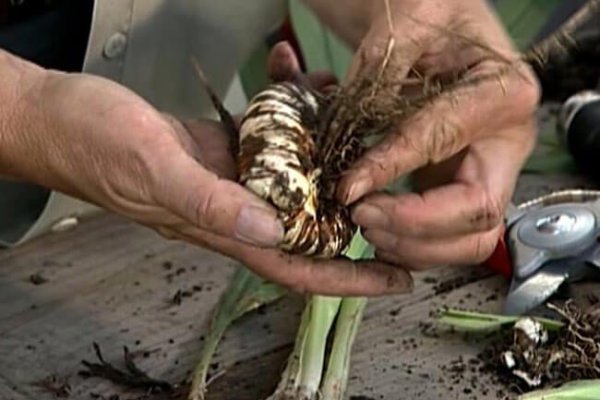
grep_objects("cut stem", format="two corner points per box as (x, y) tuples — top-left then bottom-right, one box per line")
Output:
(267, 301), (313, 398)
(298, 296), (343, 397)
(320, 297), (368, 400)
(267, 234), (371, 400)
(267, 296), (342, 400)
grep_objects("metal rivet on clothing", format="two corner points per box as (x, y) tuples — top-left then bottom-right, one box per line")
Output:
(103, 32), (128, 59)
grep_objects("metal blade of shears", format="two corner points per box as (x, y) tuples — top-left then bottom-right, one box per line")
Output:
(503, 244), (600, 315)
(503, 261), (571, 315)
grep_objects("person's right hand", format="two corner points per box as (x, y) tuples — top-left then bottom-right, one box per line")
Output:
(0, 49), (412, 296)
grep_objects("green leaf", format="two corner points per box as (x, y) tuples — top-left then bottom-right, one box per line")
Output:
(437, 309), (564, 332)
(345, 231), (373, 260)
(288, 0), (352, 79)
(187, 267), (286, 400)
(495, 0), (563, 50)
(518, 380), (600, 400)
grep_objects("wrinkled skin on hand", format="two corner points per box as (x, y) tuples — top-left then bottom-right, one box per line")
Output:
(0, 48), (412, 297)
(333, 0), (540, 270)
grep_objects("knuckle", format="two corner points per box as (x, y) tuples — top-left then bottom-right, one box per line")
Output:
(361, 146), (402, 185)
(391, 201), (425, 237)
(505, 65), (541, 120)
(470, 233), (499, 264)
(288, 282), (308, 295)
(288, 275), (310, 294)
(287, 262), (315, 295)
(191, 180), (220, 229)
(361, 38), (390, 65)
(395, 129), (428, 167)
(517, 67), (542, 110)
(469, 191), (503, 231)
(426, 118), (462, 163)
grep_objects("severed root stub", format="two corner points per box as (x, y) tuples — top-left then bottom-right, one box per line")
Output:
(79, 343), (174, 394)
(491, 301), (600, 392)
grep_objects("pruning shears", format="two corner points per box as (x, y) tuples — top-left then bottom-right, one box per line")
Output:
(483, 190), (600, 315)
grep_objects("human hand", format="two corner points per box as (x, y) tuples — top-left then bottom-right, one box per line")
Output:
(335, 0), (540, 269)
(0, 49), (412, 296)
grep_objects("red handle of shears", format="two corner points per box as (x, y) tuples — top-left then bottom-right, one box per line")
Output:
(482, 226), (512, 279)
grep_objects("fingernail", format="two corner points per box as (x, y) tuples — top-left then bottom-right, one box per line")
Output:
(344, 175), (373, 205)
(235, 205), (284, 246)
(352, 204), (387, 229)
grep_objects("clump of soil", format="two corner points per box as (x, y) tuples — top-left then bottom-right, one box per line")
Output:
(480, 301), (600, 394)
(29, 272), (49, 285)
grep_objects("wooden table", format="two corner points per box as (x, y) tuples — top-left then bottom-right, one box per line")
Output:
(1, 116), (598, 400)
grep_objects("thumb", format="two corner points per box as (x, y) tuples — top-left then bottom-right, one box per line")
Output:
(157, 154), (284, 247)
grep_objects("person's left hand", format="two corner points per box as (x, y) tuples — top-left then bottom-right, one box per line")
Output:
(334, 0), (540, 270)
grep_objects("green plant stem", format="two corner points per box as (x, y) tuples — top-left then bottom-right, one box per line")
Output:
(266, 234), (372, 400)
(298, 296), (343, 397)
(437, 308), (564, 332)
(320, 297), (368, 400)
(518, 379), (600, 399)
(187, 267), (286, 400)
(266, 296), (342, 400)
(267, 302), (312, 399)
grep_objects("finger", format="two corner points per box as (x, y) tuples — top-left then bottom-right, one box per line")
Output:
(353, 122), (535, 239)
(159, 224), (414, 297)
(352, 183), (503, 239)
(363, 226), (502, 270)
(180, 119), (237, 179)
(267, 41), (305, 83)
(338, 62), (540, 205)
(267, 41), (338, 91)
(154, 152), (283, 247)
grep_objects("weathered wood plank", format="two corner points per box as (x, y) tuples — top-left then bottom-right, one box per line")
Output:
(0, 168), (598, 400)
(0, 375), (29, 400)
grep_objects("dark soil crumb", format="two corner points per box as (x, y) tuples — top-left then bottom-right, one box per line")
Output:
(485, 293), (498, 302)
(349, 396), (376, 400)
(29, 272), (49, 285)
(170, 289), (193, 306)
(33, 375), (71, 398)
(388, 307), (402, 317)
